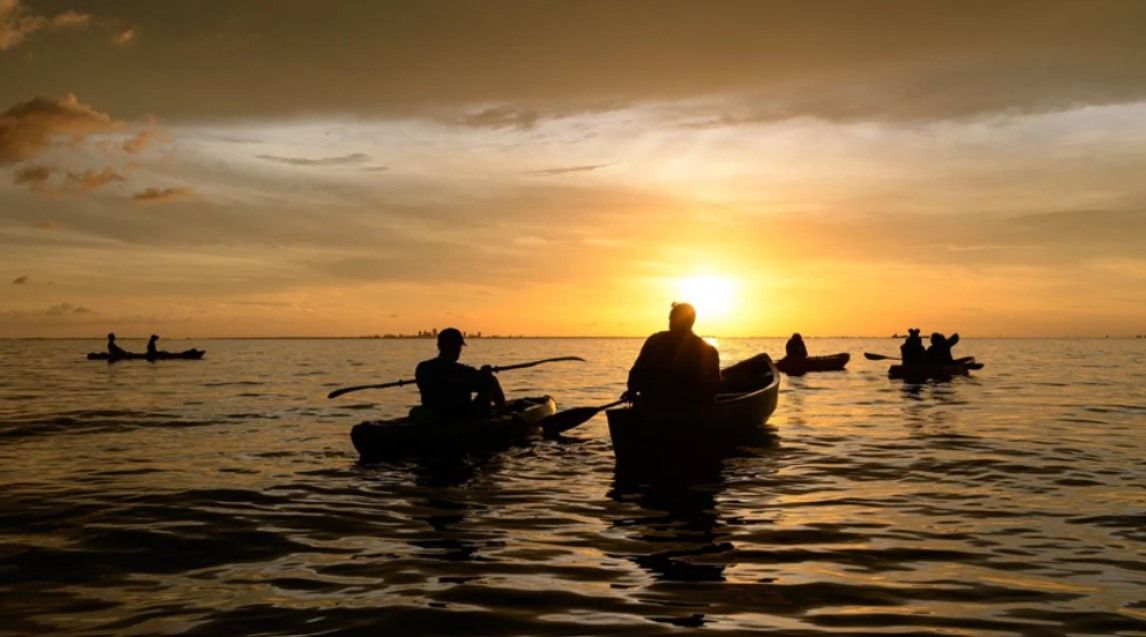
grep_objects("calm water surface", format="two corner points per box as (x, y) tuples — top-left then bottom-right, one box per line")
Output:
(1, 338), (1143, 636)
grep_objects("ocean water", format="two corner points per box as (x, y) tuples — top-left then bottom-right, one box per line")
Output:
(1, 337), (1143, 636)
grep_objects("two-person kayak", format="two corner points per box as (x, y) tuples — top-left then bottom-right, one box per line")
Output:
(775, 352), (850, 375)
(87, 349), (206, 361)
(888, 358), (983, 382)
(351, 396), (557, 461)
(607, 353), (780, 467)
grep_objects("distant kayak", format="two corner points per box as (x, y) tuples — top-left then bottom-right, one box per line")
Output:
(775, 352), (850, 375)
(607, 353), (780, 467)
(889, 360), (982, 382)
(87, 349), (206, 361)
(351, 396), (557, 461)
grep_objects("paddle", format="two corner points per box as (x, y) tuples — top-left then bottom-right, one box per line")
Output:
(327, 356), (586, 399)
(864, 352), (898, 361)
(540, 400), (625, 436)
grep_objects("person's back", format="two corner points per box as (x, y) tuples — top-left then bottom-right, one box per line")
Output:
(627, 303), (721, 409)
(414, 328), (504, 420)
(785, 333), (808, 360)
(900, 328), (925, 366)
(107, 333), (127, 358)
(926, 332), (959, 364)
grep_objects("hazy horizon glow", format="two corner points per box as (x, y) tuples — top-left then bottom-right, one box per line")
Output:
(2, 1), (1144, 337)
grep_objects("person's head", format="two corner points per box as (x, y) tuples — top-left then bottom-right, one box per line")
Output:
(908, 328), (920, 339)
(668, 302), (697, 333)
(107, 332), (116, 341)
(791, 332), (803, 342)
(930, 332), (944, 345)
(149, 334), (158, 342)
(437, 327), (466, 361)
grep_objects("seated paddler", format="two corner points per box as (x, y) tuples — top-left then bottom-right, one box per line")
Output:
(415, 327), (505, 420)
(107, 332), (128, 358)
(785, 332), (808, 360)
(624, 302), (721, 409)
(926, 332), (960, 364)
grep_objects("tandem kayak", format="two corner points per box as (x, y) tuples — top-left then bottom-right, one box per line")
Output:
(607, 353), (780, 467)
(775, 352), (850, 375)
(888, 360), (982, 382)
(350, 396), (557, 461)
(87, 349), (206, 361)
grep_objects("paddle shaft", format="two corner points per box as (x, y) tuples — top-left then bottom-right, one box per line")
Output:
(327, 356), (585, 399)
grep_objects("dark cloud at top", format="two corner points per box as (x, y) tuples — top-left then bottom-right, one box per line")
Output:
(0, 1), (91, 51)
(256, 152), (371, 167)
(3, 1), (1145, 124)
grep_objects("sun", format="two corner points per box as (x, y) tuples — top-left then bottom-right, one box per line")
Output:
(674, 275), (736, 320)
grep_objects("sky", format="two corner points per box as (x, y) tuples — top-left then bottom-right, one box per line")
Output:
(2, 0), (1145, 338)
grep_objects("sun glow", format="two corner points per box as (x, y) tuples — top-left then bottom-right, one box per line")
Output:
(674, 275), (737, 320)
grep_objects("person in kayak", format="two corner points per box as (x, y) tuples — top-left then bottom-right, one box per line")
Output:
(900, 328), (926, 366)
(146, 334), (160, 359)
(415, 327), (506, 419)
(926, 332), (960, 364)
(624, 302), (721, 409)
(107, 332), (128, 359)
(785, 333), (808, 360)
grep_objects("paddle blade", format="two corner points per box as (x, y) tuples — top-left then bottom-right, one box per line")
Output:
(864, 352), (897, 361)
(540, 406), (603, 435)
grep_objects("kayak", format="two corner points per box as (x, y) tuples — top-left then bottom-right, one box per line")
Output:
(607, 353), (780, 466)
(87, 349), (206, 361)
(350, 395), (557, 461)
(775, 352), (850, 375)
(889, 360), (982, 382)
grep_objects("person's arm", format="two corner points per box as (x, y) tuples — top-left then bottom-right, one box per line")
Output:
(488, 373), (506, 411)
(705, 345), (722, 399)
(947, 333), (959, 348)
(626, 337), (655, 394)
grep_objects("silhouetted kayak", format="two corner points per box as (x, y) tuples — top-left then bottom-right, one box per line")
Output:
(350, 396), (557, 461)
(775, 352), (850, 375)
(607, 354), (780, 466)
(86, 349), (206, 361)
(889, 360), (982, 381)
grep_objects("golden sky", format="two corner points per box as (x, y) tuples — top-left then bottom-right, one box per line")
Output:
(2, 1), (1145, 337)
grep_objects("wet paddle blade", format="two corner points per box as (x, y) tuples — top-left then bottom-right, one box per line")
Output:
(540, 406), (603, 435)
(864, 352), (898, 361)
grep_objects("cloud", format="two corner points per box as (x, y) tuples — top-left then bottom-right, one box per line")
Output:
(132, 186), (192, 203)
(12, 274), (27, 284)
(50, 11), (90, 30)
(255, 152), (371, 166)
(458, 106), (541, 130)
(111, 28), (134, 46)
(68, 166), (125, 190)
(0, 94), (117, 165)
(122, 128), (152, 154)
(45, 302), (93, 316)
(12, 163), (54, 187)
(0, 1), (91, 51)
(524, 163), (611, 176)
